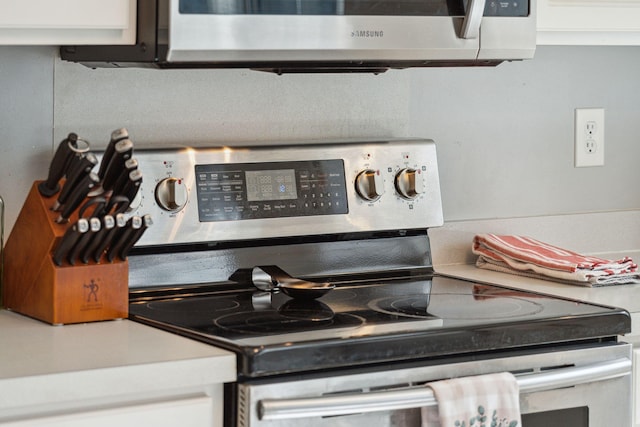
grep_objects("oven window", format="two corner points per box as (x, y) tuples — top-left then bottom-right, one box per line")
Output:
(179, 0), (528, 19)
(179, 0), (466, 16)
(522, 407), (588, 427)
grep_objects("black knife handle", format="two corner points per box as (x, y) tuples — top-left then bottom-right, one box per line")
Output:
(111, 157), (139, 198)
(106, 216), (142, 263)
(101, 139), (134, 192)
(81, 215), (115, 264)
(51, 218), (89, 266)
(52, 152), (98, 211)
(97, 128), (129, 179)
(55, 172), (99, 224)
(121, 169), (143, 205)
(67, 217), (101, 266)
(91, 213), (127, 263)
(38, 133), (82, 197)
(118, 214), (152, 260)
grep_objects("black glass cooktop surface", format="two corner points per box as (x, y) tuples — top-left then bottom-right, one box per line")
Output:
(129, 275), (630, 378)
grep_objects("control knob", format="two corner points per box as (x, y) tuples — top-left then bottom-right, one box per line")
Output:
(355, 169), (384, 202)
(155, 177), (188, 212)
(394, 168), (423, 200)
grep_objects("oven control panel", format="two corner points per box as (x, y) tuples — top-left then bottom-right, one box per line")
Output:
(127, 138), (443, 246)
(194, 159), (348, 222)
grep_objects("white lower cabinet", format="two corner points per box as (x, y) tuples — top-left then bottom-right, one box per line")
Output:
(1, 395), (215, 427)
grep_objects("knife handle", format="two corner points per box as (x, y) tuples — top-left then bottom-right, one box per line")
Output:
(91, 213), (127, 263)
(111, 157), (139, 198)
(38, 133), (81, 197)
(67, 217), (101, 266)
(121, 169), (143, 205)
(118, 214), (152, 260)
(97, 128), (129, 179)
(52, 152), (98, 211)
(101, 139), (134, 192)
(106, 216), (141, 263)
(81, 215), (115, 264)
(51, 218), (89, 266)
(55, 172), (99, 224)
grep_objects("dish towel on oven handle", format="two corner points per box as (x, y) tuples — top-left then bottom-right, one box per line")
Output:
(421, 372), (521, 427)
(472, 234), (640, 287)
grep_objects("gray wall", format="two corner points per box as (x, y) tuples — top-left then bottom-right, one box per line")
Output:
(1, 45), (639, 235)
(408, 46), (640, 221)
(0, 47), (55, 236)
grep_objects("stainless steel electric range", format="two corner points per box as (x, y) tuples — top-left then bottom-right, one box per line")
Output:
(125, 139), (632, 427)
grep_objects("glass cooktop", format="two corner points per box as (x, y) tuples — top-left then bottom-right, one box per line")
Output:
(129, 275), (630, 378)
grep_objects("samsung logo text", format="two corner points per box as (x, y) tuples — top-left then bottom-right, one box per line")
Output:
(351, 30), (384, 38)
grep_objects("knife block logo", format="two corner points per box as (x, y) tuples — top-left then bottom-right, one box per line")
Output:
(81, 279), (103, 311)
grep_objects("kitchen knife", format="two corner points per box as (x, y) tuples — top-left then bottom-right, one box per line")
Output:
(97, 128), (129, 180)
(67, 217), (101, 266)
(81, 214), (115, 264)
(91, 213), (126, 263)
(51, 218), (89, 266)
(101, 138), (134, 193)
(55, 172), (99, 224)
(111, 157), (138, 198)
(105, 216), (142, 263)
(51, 152), (98, 211)
(120, 169), (143, 206)
(38, 133), (85, 197)
(117, 214), (152, 261)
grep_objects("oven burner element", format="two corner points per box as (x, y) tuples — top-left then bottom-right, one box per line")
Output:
(146, 297), (240, 313)
(213, 309), (365, 335)
(368, 295), (434, 319)
(428, 291), (545, 320)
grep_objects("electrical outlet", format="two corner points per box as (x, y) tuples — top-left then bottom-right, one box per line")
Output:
(575, 108), (605, 167)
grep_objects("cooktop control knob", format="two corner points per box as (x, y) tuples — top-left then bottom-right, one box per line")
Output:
(155, 177), (188, 212)
(355, 169), (385, 202)
(394, 168), (423, 200)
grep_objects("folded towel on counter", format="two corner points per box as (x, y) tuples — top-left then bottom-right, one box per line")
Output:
(421, 372), (521, 427)
(472, 234), (640, 287)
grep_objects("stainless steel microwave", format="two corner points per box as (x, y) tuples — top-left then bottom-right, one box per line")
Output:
(61, 0), (536, 73)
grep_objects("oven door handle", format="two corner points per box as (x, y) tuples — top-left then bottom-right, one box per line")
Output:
(258, 357), (631, 420)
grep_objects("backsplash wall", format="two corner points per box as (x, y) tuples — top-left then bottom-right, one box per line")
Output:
(1, 45), (639, 234)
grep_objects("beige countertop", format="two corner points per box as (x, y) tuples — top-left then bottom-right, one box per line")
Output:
(435, 251), (640, 312)
(0, 309), (236, 419)
(428, 211), (640, 342)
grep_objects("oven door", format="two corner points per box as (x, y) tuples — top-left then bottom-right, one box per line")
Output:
(167, 0), (534, 65)
(237, 343), (631, 427)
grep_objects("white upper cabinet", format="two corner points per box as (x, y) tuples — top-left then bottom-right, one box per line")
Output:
(537, 0), (640, 45)
(0, 0), (135, 45)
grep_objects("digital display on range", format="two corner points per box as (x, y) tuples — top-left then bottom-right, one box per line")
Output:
(245, 169), (297, 202)
(195, 159), (348, 222)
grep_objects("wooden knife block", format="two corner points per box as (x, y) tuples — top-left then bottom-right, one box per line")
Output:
(2, 182), (128, 325)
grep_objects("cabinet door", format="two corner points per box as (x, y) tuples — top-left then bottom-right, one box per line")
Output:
(0, 395), (216, 427)
(0, 0), (135, 45)
(537, 0), (640, 45)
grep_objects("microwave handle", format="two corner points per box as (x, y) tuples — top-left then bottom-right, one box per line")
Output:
(461, 0), (486, 39)
(259, 357), (631, 421)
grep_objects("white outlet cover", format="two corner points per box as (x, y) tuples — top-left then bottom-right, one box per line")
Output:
(575, 108), (605, 167)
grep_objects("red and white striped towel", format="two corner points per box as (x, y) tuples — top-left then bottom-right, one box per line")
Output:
(472, 234), (640, 287)
(421, 372), (521, 427)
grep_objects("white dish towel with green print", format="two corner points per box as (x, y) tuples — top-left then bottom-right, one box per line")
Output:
(421, 372), (521, 427)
